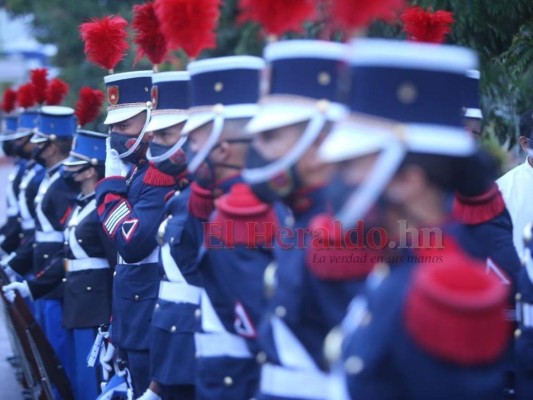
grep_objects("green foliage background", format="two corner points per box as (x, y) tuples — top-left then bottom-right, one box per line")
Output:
(2, 0), (532, 144)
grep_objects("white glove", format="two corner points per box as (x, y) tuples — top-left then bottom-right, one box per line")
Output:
(105, 137), (129, 178)
(1, 254), (20, 282)
(137, 389), (161, 400)
(3, 281), (31, 303)
(99, 341), (116, 381)
(3, 265), (19, 283)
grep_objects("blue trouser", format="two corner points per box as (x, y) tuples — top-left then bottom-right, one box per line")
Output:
(70, 328), (100, 400)
(34, 298), (75, 399)
(124, 349), (150, 398)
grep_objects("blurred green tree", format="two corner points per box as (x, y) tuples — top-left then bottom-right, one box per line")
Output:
(3, 0), (532, 143)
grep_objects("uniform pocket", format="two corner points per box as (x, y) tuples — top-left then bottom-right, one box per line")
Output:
(152, 300), (198, 333)
(120, 279), (160, 302)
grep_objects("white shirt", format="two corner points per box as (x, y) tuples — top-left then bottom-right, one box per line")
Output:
(496, 158), (533, 257)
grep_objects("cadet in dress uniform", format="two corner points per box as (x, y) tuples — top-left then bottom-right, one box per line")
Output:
(317, 38), (511, 399)
(139, 71), (197, 400)
(240, 40), (356, 400)
(182, 55), (282, 400)
(95, 70), (175, 397)
(1, 107), (45, 282)
(0, 105), (26, 256)
(4, 129), (116, 400)
(61, 130), (116, 400)
(4, 106), (79, 388)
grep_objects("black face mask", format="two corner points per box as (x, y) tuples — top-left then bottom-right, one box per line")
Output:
(187, 145), (217, 190)
(31, 142), (51, 166)
(12, 136), (32, 160)
(149, 141), (188, 177)
(244, 146), (301, 204)
(110, 131), (148, 164)
(2, 140), (15, 157)
(62, 165), (91, 193)
(187, 139), (248, 190)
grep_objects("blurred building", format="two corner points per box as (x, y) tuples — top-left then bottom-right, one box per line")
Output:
(0, 8), (57, 85)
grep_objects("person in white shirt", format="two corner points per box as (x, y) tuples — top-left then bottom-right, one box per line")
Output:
(497, 109), (533, 256)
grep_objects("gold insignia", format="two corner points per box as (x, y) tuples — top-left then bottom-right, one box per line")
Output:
(214, 82), (224, 92)
(318, 72), (331, 86)
(397, 82), (418, 104)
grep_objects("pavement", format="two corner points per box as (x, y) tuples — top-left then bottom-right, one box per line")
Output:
(0, 160), (24, 399)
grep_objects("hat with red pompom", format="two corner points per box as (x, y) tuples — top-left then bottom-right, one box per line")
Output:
(404, 254), (510, 366)
(210, 183), (278, 247)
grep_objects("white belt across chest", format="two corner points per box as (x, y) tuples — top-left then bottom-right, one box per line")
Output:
(158, 280), (201, 304)
(21, 219), (35, 230)
(18, 168), (36, 230)
(65, 257), (109, 273)
(35, 230), (64, 243)
(35, 172), (60, 234)
(6, 166), (21, 217)
(195, 289), (252, 359)
(117, 247), (159, 265)
(260, 363), (329, 400)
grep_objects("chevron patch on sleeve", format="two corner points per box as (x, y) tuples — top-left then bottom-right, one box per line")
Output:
(103, 201), (131, 236)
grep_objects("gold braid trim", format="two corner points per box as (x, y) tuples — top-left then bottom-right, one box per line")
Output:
(151, 109), (188, 116)
(107, 102), (150, 111)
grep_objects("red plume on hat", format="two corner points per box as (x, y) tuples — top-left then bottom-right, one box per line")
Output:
(154, 0), (220, 59)
(401, 6), (454, 44)
(2, 89), (18, 114)
(75, 87), (105, 127)
(30, 68), (49, 105)
(132, 2), (169, 70)
(17, 83), (36, 109)
(45, 78), (69, 105)
(80, 15), (129, 73)
(238, 0), (317, 38)
(330, 0), (406, 33)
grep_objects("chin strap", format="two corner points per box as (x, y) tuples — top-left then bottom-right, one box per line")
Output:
(188, 113), (225, 174)
(118, 108), (153, 160)
(337, 139), (406, 230)
(147, 135), (188, 162)
(242, 113), (327, 185)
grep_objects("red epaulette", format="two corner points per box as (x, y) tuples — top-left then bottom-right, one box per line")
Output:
(188, 182), (215, 220)
(404, 247), (510, 366)
(209, 183), (278, 247)
(305, 214), (379, 280)
(143, 164), (175, 187)
(452, 183), (506, 225)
